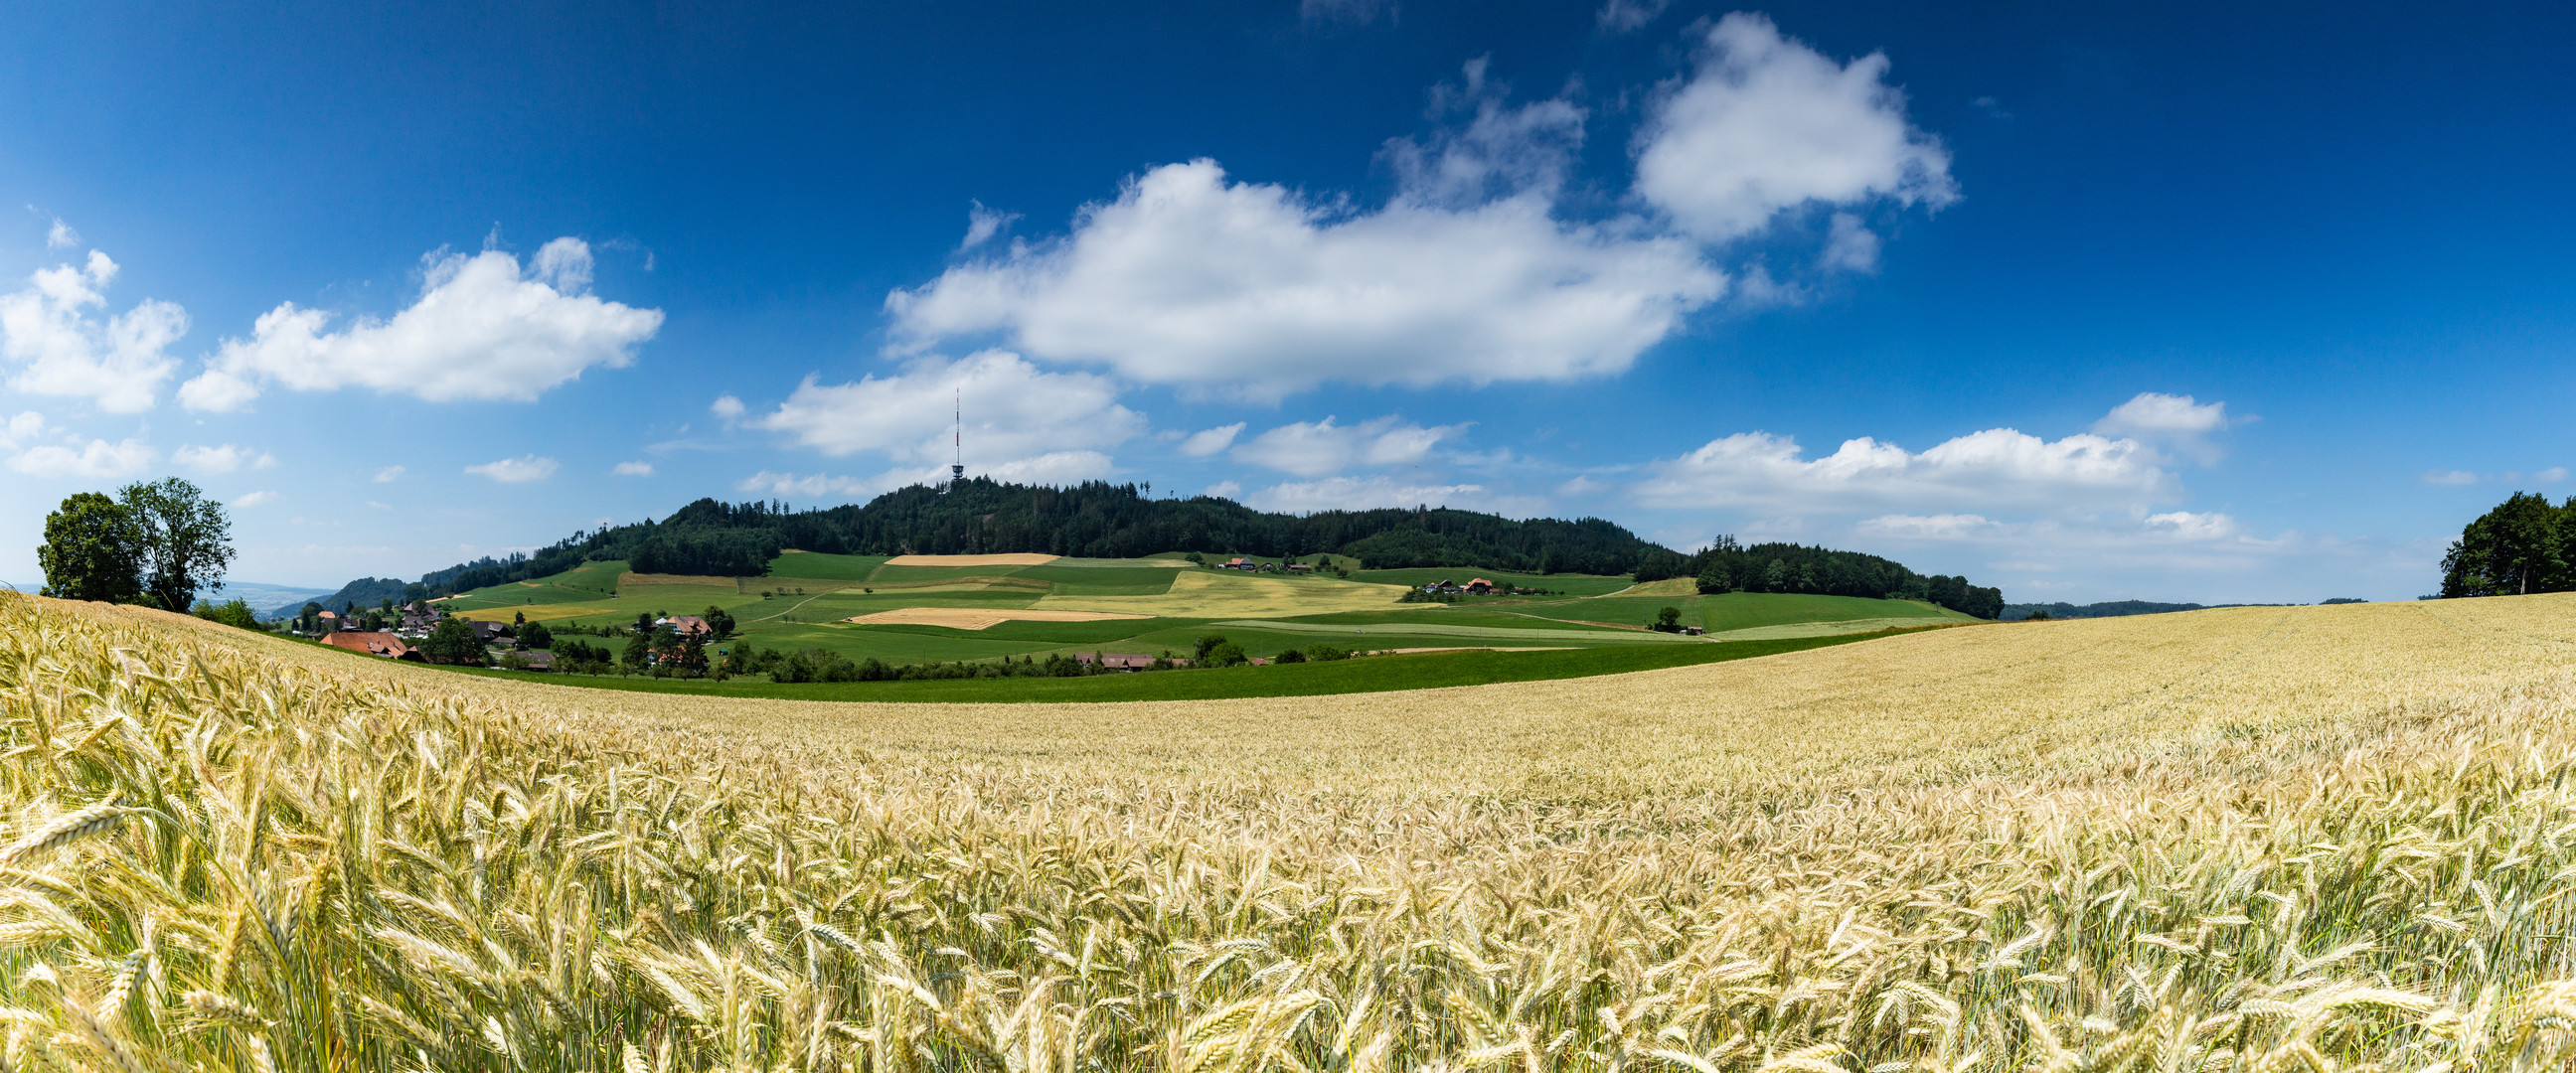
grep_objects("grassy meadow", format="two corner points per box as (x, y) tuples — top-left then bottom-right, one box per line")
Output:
(8, 591), (2576, 1070)
(423, 552), (1963, 674)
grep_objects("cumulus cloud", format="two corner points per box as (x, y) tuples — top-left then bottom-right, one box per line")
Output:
(885, 17), (1952, 401)
(612, 461), (654, 477)
(2092, 391), (2242, 463)
(711, 394), (745, 419)
(0, 250), (187, 412)
(887, 159), (1724, 400)
(1178, 423), (1244, 457)
(959, 201), (1020, 251)
(1596, 0), (1671, 33)
(234, 491), (277, 508)
(465, 455), (559, 483)
(1634, 13), (1955, 244)
(1241, 476), (1492, 514)
(45, 218), (80, 249)
(754, 350), (1144, 468)
(172, 443), (276, 474)
(1231, 415), (1465, 477)
(179, 237), (663, 410)
(373, 465), (405, 483)
(1204, 480), (1244, 500)
(6, 434), (156, 479)
(1821, 213), (1880, 272)
(1638, 427), (2175, 514)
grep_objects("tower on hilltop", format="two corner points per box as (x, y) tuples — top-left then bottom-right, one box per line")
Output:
(949, 388), (964, 487)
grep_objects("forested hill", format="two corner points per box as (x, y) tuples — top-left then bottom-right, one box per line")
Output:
(348, 479), (2007, 619)
(410, 480), (1662, 595)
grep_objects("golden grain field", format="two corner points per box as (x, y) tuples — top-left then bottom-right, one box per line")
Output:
(7, 590), (2576, 1071)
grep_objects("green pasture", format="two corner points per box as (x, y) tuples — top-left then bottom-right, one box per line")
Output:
(428, 550), (1977, 676)
(438, 631), (1891, 703)
(761, 551), (887, 579)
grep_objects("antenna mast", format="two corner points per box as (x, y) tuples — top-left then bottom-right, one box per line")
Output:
(950, 387), (965, 486)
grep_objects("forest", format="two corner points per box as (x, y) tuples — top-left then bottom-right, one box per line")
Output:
(1636, 536), (2006, 619)
(2438, 491), (2576, 597)
(413, 480), (1666, 595)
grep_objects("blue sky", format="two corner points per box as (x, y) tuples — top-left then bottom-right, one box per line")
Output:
(1, 0), (2569, 602)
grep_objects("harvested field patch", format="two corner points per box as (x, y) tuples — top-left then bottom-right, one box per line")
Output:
(884, 552), (1060, 566)
(845, 606), (1154, 629)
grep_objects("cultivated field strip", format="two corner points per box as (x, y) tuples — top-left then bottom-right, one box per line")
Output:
(7, 593), (2576, 1070)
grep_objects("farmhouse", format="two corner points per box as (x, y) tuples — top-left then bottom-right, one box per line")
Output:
(1074, 653), (1187, 672)
(660, 615), (713, 638)
(1464, 578), (1495, 594)
(469, 621), (511, 644)
(317, 631), (416, 661)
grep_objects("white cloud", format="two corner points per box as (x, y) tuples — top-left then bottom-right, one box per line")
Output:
(886, 159), (1724, 400)
(711, 394), (745, 419)
(45, 218), (80, 249)
(1204, 480), (1244, 500)
(755, 350), (1144, 468)
(6, 434), (156, 479)
(233, 491), (278, 508)
(179, 237), (663, 411)
(1633, 13), (1955, 244)
(1240, 475), (1529, 515)
(0, 250), (186, 413)
(959, 201), (1020, 251)
(985, 450), (1118, 485)
(1821, 212), (1880, 272)
(1231, 415), (1466, 477)
(2420, 470), (2478, 486)
(1596, 0), (1670, 33)
(1638, 427), (2175, 514)
(735, 471), (877, 498)
(1855, 513), (2005, 539)
(373, 465), (405, 483)
(465, 455), (559, 483)
(612, 460), (654, 477)
(0, 410), (45, 449)
(172, 443), (275, 474)
(2541, 467), (2570, 484)
(1179, 422), (1245, 457)
(2090, 390), (2244, 464)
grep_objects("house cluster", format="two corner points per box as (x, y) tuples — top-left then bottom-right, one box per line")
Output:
(1421, 578), (1497, 595)
(1214, 557), (1316, 573)
(1071, 653), (1193, 672)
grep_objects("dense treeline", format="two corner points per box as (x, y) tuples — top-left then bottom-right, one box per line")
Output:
(1639, 536), (2005, 619)
(2439, 491), (2576, 597)
(402, 480), (1665, 596)
(2001, 600), (2210, 621)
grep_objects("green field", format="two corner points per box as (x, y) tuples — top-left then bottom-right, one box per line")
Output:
(426, 551), (1978, 682)
(434, 631), (1899, 702)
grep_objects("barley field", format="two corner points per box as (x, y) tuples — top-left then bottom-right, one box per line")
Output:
(7, 590), (2576, 1071)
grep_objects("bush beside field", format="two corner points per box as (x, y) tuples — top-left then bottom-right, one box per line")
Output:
(9, 592), (2576, 1069)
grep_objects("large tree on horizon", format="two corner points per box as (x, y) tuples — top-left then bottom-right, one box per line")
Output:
(119, 477), (236, 612)
(36, 492), (145, 603)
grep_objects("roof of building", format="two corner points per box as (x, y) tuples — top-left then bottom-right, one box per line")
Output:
(317, 632), (411, 659)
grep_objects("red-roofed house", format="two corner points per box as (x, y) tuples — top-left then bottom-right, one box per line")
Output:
(1464, 578), (1495, 594)
(317, 632), (416, 661)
